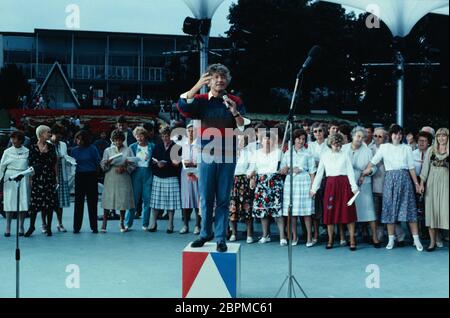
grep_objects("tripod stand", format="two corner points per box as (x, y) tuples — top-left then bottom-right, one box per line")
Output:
(275, 72), (308, 299)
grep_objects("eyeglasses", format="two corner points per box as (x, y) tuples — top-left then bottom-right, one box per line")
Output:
(374, 135), (383, 138)
(313, 129), (323, 133)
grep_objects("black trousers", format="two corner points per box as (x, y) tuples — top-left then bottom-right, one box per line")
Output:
(74, 172), (98, 232)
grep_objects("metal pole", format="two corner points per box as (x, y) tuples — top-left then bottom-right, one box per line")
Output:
(200, 34), (209, 94)
(15, 180), (21, 298)
(396, 51), (404, 127)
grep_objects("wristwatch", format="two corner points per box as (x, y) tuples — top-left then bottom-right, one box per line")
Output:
(233, 112), (241, 118)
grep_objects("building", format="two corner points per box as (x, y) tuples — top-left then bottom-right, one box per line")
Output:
(0, 28), (226, 105)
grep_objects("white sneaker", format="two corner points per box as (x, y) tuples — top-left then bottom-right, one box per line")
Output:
(142, 226), (148, 231)
(246, 236), (254, 244)
(193, 226), (201, 235)
(258, 236), (271, 244)
(306, 241), (314, 247)
(436, 241), (444, 248)
(280, 239), (288, 246)
(229, 234), (237, 242)
(340, 240), (347, 246)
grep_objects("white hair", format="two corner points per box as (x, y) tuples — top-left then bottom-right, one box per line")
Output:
(351, 126), (367, 139)
(36, 125), (51, 139)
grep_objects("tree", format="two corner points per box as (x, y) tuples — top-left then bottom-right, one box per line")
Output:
(0, 64), (29, 109)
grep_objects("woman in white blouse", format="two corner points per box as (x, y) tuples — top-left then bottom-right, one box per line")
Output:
(343, 127), (381, 248)
(280, 129), (316, 247)
(248, 130), (287, 245)
(363, 124), (423, 251)
(310, 133), (359, 251)
(0, 131), (30, 236)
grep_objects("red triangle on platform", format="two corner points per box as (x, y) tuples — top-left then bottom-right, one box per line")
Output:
(182, 252), (209, 298)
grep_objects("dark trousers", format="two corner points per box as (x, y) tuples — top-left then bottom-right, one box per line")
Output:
(74, 172), (98, 232)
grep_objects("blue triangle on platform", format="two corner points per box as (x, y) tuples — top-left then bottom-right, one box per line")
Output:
(211, 253), (237, 297)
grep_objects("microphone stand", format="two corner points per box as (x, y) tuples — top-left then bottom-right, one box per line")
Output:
(275, 71), (308, 298)
(8, 173), (24, 298)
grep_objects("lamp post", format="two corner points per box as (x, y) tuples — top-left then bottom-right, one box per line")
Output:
(183, 0), (226, 93)
(320, 0), (449, 125)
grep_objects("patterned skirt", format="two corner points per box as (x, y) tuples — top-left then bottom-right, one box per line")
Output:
(323, 176), (357, 225)
(381, 170), (417, 224)
(229, 174), (254, 221)
(150, 176), (181, 210)
(252, 173), (284, 218)
(282, 173), (314, 216)
(57, 161), (71, 208)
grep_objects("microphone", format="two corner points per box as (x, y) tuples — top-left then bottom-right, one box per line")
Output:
(8, 167), (34, 182)
(222, 91), (231, 109)
(297, 45), (321, 78)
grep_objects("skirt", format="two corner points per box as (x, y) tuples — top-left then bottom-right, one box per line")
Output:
(230, 174), (254, 221)
(382, 170), (417, 224)
(282, 173), (314, 216)
(150, 176), (181, 210)
(252, 173), (284, 218)
(180, 169), (199, 209)
(323, 175), (357, 225)
(57, 161), (71, 208)
(355, 182), (376, 222)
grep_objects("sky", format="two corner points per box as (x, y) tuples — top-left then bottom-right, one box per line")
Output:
(0, 0), (238, 36)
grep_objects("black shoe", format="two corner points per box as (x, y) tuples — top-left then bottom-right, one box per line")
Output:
(349, 244), (357, 251)
(24, 226), (35, 237)
(19, 233), (24, 237)
(217, 241), (228, 253)
(426, 246), (436, 252)
(4, 233), (11, 237)
(47, 230), (52, 237)
(92, 229), (98, 234)
(149, 224), (157, 232)
(74, 230), (80, 234)
(191, 237), (211, 248)
(326, 242), (334, 249)
(373, 242), (382, 248)
(166, 228), (174, 234)
(397, 240), (406, 247)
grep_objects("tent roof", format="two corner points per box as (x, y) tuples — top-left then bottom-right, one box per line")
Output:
(37, 62), (80, 108)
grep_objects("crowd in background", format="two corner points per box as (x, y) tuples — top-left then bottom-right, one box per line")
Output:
(0, 115), (448, 252)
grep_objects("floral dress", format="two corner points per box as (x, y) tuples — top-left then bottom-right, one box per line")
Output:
(29, 143), (58, 213)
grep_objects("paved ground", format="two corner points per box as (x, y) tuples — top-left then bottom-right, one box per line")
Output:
(0, 201), (448, 298)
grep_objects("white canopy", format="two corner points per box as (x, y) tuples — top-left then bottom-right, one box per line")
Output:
(321, 0), (449, 37)
(183, 0), (226, 19)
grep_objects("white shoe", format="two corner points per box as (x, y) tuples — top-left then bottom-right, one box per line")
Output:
(246, 236), (254, 244)
(280, 239), (288, 246)
(258, 236), (271, 244)
(340, 240), (347, 246)
(229, 234), (237, 242)
(179, 225), (189, 234)
(306, 241), (314, 247)
(436, 241), (444, 248)
(193, 226), (201, 235)
(414, 240), (424, 252)
(386, 240), (395, 250)
(142, 226), (149, 231)
(291, 239), (299, 246)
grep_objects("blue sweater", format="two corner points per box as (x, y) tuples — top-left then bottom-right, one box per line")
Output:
(71, 145), (101, 173)
(177, 93), (246, 161)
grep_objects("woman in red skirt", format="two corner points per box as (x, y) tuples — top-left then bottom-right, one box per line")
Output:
(310, 133), (359, 250)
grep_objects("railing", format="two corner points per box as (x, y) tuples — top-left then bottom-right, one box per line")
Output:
(6, 63), (166, 82)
